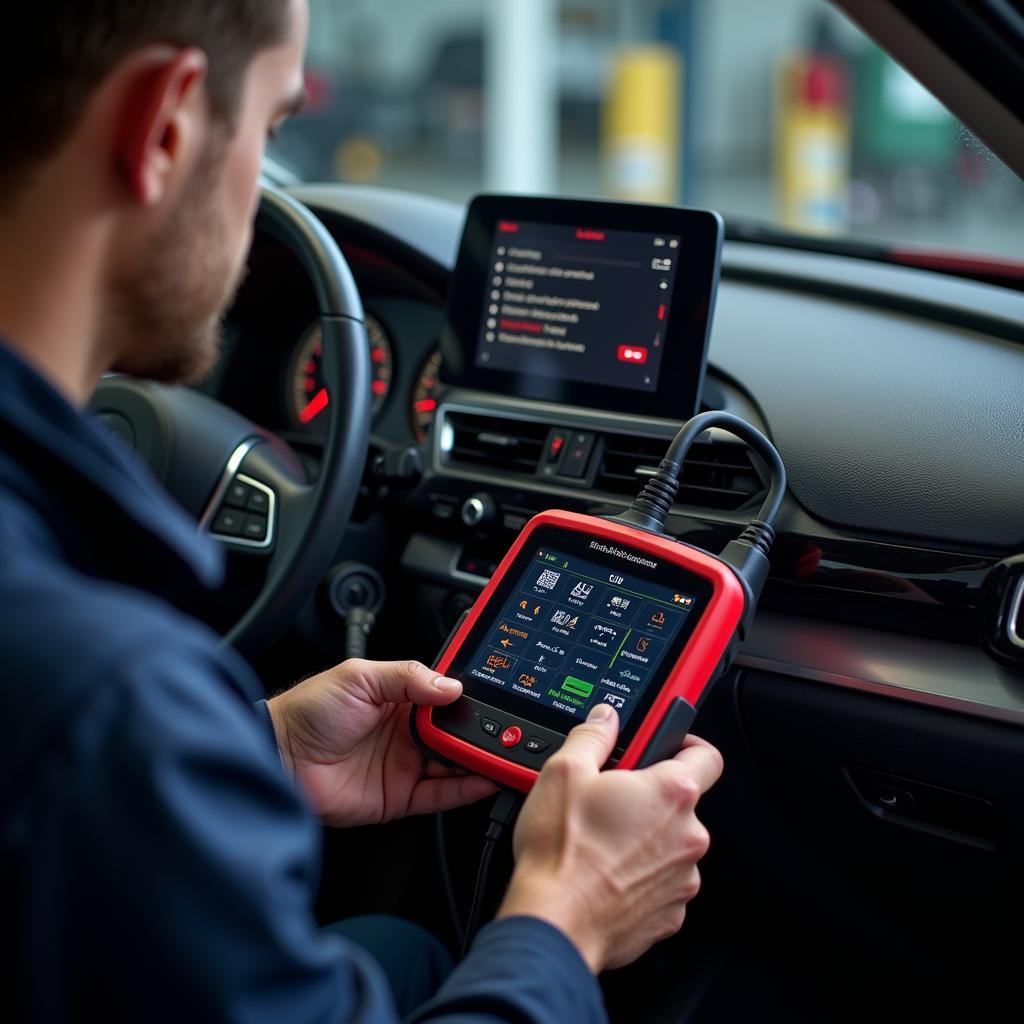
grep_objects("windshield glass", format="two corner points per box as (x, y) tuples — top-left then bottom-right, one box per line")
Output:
(269, 0), (1024, 261)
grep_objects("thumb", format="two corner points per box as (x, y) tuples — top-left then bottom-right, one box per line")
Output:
(348, 659), (463, 707)
(558, 702), (620, 770)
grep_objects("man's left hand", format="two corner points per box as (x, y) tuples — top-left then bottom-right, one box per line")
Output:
(267, 660), (497, 827)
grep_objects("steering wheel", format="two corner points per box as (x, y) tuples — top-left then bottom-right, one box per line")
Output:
(92, 185), (371, 660)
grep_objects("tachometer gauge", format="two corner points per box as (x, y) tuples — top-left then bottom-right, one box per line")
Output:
(288, 314), (393, 435)
(411, 349), (443, 443)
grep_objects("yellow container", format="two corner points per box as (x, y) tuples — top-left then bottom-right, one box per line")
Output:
(776, 56), (851, 234)
(603, 47), (682, 204)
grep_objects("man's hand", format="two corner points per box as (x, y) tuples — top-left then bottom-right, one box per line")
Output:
(497, 703), (723, 974)
(267, 659), (497, 827)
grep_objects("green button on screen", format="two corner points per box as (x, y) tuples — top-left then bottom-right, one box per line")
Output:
(561, 676), (594, 698)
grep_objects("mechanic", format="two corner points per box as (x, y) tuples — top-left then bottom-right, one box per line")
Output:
(0, 2), (723, 1021)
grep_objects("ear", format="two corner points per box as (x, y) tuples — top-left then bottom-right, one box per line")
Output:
(114, 47), (210, 207)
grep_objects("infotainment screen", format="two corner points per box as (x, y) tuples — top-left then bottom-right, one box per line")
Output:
(441, 195), (723, 419)
(443, 524), (714, 751)
(474, 221), (680, 393)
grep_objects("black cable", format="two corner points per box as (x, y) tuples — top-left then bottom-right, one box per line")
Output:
(460, 788), (524, 961)
(612, 410), (787, 623)
(433, 812), (465, 953)
(617, 410), (787, 536)
(461, 837), (497, 961)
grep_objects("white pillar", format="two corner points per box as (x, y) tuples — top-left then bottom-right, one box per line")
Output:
(484, 0), (559, 194)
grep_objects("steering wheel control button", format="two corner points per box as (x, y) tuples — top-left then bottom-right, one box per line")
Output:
(524, 736), (550, 754)
(245, 488), (270, 513)
(500, 725), (523, 748)
(213, 509), (244, 537)
(225, 481), (252, 508)
(481, 717), (501, 737)
(242, 515), (268, 542)
(206, 471), (276, 549)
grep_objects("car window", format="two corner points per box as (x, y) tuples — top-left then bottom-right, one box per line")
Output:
(270, 0), (1024, 262)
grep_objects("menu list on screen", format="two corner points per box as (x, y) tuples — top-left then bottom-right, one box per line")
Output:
(474, 220), (681, 393)
(458, 546), (699, 729)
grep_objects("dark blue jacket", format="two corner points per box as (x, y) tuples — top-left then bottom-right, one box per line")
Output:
(0, 343), (605, 1024)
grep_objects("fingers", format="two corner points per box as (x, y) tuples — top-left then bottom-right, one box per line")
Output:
(346, 659), (463, 708)
(550, 703), (620, 773)
(645, 734), (724, 797)
(406, 774), (499, 816)
(672, 735), (724, 792)
(424, 759), (471, 779)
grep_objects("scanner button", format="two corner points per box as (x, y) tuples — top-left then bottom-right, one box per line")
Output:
(525, 737), (549, 754)
(500, 725), (523, 748)
(481, 718), (500, 738)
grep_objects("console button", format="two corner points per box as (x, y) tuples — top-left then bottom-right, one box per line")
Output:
(500, 725), (523, 748)
(544, 430), (569, 466)
(525, 737), (550, 754)
(560, 432), (595, 478)
(481, 718), (500, 737)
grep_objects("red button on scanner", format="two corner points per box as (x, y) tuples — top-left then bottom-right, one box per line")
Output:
(500, 726), (523, 748)
(617, 345), (648, 364)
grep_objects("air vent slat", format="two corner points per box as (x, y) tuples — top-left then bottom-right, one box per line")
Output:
(595, 434), (764, 511)
(441, 410), (765, 512)
(444, 412), (550, 477)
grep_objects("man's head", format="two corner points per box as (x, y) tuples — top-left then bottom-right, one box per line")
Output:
(0, 1), (308, 392)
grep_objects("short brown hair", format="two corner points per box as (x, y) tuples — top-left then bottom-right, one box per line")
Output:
(0, 1), (290, 198)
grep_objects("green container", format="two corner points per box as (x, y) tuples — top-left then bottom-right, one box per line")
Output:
(853, 47), (957, 167)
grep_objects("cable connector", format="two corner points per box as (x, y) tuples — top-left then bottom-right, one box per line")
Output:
(614, 411), (787, 539)
(484, 786), (524, 842)
(613, 460), (679, 535)
(462, 787), (524, 960)
(719, 518), (775, 642)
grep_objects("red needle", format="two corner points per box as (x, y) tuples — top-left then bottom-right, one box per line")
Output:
(299, 387), (329, 424)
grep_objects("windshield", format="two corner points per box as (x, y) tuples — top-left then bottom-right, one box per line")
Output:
(269, 0), (1024, 263)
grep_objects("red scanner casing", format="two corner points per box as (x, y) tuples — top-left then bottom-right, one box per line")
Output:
(414, 509), (747, 791)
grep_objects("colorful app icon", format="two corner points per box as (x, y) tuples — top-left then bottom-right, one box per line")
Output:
(561, 676), (594, 698)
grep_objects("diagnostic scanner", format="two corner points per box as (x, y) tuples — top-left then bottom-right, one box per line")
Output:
(414, 410), (787, 792)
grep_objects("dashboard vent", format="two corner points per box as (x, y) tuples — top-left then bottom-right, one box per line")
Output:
(443, 411), (548, 475)
(441, 410), (765, 511)
(595, 432), (764, 511)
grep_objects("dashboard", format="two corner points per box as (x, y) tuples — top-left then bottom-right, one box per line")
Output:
(212, 183), (1024, 710)
(204, 189), (1024, 811)
(206, 181), (1024, 1015)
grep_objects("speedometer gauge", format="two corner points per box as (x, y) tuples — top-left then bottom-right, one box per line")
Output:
(288, 314), (393, 435)
(411, 349), (443, 443)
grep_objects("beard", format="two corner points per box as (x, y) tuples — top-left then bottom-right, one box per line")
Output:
(107, 137), (248, 386)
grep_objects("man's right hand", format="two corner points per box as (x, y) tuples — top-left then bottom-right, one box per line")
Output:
(496, 702), (723, 973)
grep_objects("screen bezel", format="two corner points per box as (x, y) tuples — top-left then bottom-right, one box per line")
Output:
(444, 524), (716, 755)
(440, 194), (723, 418)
